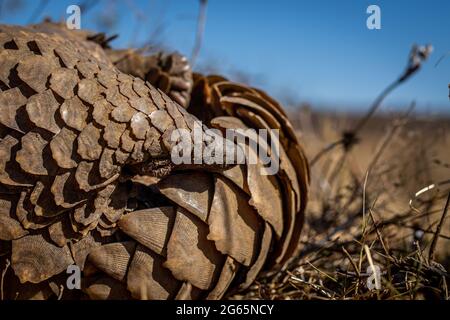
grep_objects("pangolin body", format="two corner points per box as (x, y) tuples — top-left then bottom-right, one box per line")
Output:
(0, 23), (309, 300)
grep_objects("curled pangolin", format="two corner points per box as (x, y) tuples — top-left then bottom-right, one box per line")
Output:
(0, 23), (309, 300)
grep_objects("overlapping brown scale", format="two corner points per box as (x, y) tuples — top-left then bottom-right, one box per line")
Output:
(103, 121), (127, 149)
(69, 208), (99, 237)
(84, 275), (131, 300)
(165, 99), (189, 130)
(15, 190), (56, 230)
(130, 112), (150, 140)
(234, 93), (288, 133)
(187, 75), (222, 122)
(59, 95), (89, 132)
(108, 50), (193, 108)
(243, 90), (299, 143)
(235, 107), (304, 205)
(207, 175), (260, 266)
(76, 61), (99, 79)
(118, 207), (175, 256)
(2, 37), (37, 62)
(204, 76), (310, 266)
(132, 77), (149, 98)
(131, 140), (145, 163)
(118, 76), (140, 100)
(129, 96), (157, 115)
(119, 127), (136, 153)
(213, 165), (248, 194)
(222, 96), (281, 134)
(0, 51), (19, 87)
(98, 183), (127, 224)
(49, 68), (78, 100)
(77, 78), (100, 105)
(73, 199), (101, 227)
(272, 178), (297, 265)
(16, 131), (50, 176)
(54, 47), (79, 69)
(107, 49), (146, 78)
(164, 208), (225, 291)
(238, 222), (273, 290)
(206, 80), (251, 114)
(97, 68), (118, 89)
(175, 282), (203, 300)
(96, 225), (118, 238)
(4, 33), (32, 52)
(69, 233), (102, 270)
(77, 123), (103, 161)
(0, 135), (34, 187)
(127, 244), (181, 300)
(96, 216), (118, 235)
(149, 86), (169, 108)
(157, 57), (192, 105)
(75, 161), (119, 193)
(114, 148), (130, 165)
(17, 54), (59, 93)
(0, 87), (28, 133)
(209, 116), (284, 238)
(102, 207), (123, 226)
(32, 180), (69, 218)
(4, 279), (55, 300)
(157, 172), (213, 222)
(48, 216), (79, 247)
(235, 107), (307, 264)
(92, 99), (114, 127)
(143, 127), (163, 158)
(29, 180), (44, 206)
(49, 127), (78, 169)
(116, 71), (133, 83)
(105, 86), (129, 109)
(0, 194), (28, 240)
(34, 36), (59, 59)
(246, 162), (284, 238)
(0, 31), (14, 47)
(28, 21), (113, 66)
(237, 107), (299, 205)
(206, 256), (239, 300)
(117, 72), (133, 86)
(50, 171), (86, 209)
(99, 148), (120, 179)
(149, 109), (174, 133)
(87, 241), (136, 282)
(237, 108), (301, 197)
(97, 214), (116, 229)
(214, 83), (309, 204)
(26, 89), (61, 134)
(111, 103), (137, 124)
(12, 234), (74, 283)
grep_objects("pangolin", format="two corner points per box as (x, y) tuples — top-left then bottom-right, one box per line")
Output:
(0, 23), (309, 300)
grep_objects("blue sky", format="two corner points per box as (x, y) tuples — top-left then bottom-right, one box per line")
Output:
(1, 0), (449, 113)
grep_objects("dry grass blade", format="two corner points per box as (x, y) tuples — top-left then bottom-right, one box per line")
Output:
(429, 192), (450, 261)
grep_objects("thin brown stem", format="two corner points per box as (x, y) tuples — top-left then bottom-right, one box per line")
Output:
(191, 0), (208, 67)
(429, 192), (450, 261)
